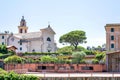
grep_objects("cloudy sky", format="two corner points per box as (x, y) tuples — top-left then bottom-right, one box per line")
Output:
(0, 0), (120, 48)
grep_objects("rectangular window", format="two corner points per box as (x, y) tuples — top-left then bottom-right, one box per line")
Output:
(111, 28), (114, 32)
(111, 36), (114, 40)
(111, 43), (114, 48)
(81, 66), (93, 70)
(2, 36), (4, 39)
(2, 42), (4, 45)
(20, 47), (22, 51)
(20, 42), (22, 45)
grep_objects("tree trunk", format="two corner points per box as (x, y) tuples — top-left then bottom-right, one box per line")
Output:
(74, 45), (78, 51)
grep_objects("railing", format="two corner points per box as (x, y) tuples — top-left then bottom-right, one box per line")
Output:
(25, 72), (120, 78)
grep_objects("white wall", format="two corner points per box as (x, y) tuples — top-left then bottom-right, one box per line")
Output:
(0, 34), (8, 45)
(41, 30), (57, 52)
(9, 36), (27, 53)
(29, 40), (42, 52)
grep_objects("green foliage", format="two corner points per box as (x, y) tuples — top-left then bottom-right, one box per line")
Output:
(65, 59), (72, 64)
(0, 68), (7, 74)
(51, 57), (58, 63)
(40, 55), (52, 63)
(0, 45), (8, 54)
(0, 54), (11, 59)
(40, 55), (58, 63)
(58, 59), (65, 64)
(0, 71), (39, 80)
(4, 55), (25, 64)
(72, 51), (86, 63)
(75, 46), (86, 51)
(57, 46), (73, 55)
(59, 30), (87, 50)
(83, 50), (95, 55)
(80, 59), (86, 64)
(92, 59), (99, 64)
(57, 46), (86, 54)
(25, 58), (36, 63)
(95, 52), (105, 61)
(0, 45), (15, 59)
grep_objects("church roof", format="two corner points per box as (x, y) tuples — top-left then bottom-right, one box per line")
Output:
(14, 32), (42, 39)
(40, 25), (56, 34)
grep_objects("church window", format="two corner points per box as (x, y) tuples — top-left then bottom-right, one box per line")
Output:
(20, 42), (22, 45)
(19, 40), (22, 45)
(111, 43), (114, 48)
(2, 36), (4, 39)
(22, 22), (24, 26)
(20, 47), (22, 51)
(47, 37), (51, 42)
(111, 28), (114, 32)
(111, 36), (114, 40)
(32, 49), (35, 52)
(20, 29), (22, 33)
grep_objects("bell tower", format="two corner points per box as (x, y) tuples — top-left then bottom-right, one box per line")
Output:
(18, 16), (28, 33)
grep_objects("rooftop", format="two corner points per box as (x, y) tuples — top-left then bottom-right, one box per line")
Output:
(105, 23), (120, 27)
(14, 32), (42, 39)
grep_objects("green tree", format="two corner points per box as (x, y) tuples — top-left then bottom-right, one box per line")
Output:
(72, 51), (86, 63)
(59, 30), (87, 50)
(57, 46), (73, 55)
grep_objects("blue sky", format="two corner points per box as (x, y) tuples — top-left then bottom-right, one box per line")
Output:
(0, 0), (120, 48)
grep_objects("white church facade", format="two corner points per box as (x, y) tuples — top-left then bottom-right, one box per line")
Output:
(0, 16), (57, 53)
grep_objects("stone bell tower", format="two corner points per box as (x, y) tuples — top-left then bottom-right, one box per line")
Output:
(18, 16), (28, 33)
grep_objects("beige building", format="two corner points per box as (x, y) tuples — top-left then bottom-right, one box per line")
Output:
(105, 24), (120, 51)
(0, 16), (57, 53)
(105, 24), (120, 72)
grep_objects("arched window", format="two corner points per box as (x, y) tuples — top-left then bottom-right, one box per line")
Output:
(47, 37), (51, 42)
(20, 29), (22, 33)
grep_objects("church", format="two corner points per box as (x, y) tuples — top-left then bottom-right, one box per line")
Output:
(0, 16), (57, 53)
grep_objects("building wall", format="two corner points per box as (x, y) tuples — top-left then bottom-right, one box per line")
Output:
(105, 24), (120, 51)
(8, 36), (27, 53)
(0, 34), (9, 45)
(41, 30), (56, 52)
(107, 52), (120, 72)
(4, 63), (106, 73)
(29, 40), (42, 52)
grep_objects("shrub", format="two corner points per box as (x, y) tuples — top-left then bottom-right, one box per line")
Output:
(4, 55), (25, 64)
(83, 50), (94, 55)
(65, 59), (72, 64)
(80, 60), (86, 64)
(92, 59), (99, 64)
(72, 51), (86, 63)
(95, 52), (105, 61)
(0, 68), (7, 74)
(57, 46), (73, 55)
(0, 70), (39, 80)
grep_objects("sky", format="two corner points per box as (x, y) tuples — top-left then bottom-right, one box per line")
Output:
(0, 0), (120, 48)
